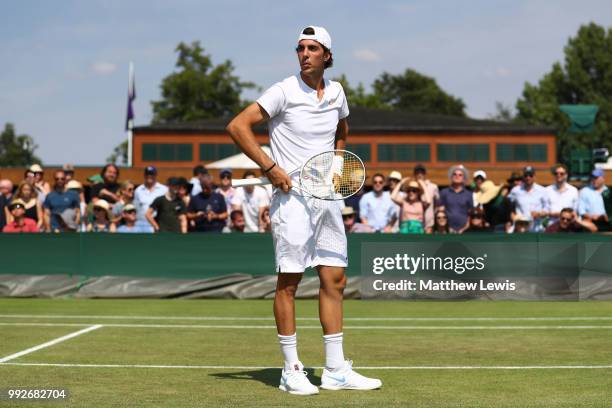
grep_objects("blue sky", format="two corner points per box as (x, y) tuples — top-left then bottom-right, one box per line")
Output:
(1, 0), (611, 165)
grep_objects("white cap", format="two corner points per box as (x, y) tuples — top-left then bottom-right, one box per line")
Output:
(388, 171), (402, 181)
(474, 170), (487, 180)
(298, 26), (332, 50)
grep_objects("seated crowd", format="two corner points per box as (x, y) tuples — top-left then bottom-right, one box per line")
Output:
(0, 162), (609, 234)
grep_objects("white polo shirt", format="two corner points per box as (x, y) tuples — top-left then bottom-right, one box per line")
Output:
(133, 182), (168, 221)
(231, 186), (270, 232)
(256, 74), (349, 174)
(546, 182), (578, 221)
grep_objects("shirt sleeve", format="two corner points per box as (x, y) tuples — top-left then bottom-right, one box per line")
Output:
(578, 189), (589, 216)
(231, 189), (243, 207)
(256, 84), (286, 119)
(150, 197), (161, 212)
(338, 85), (350, 119)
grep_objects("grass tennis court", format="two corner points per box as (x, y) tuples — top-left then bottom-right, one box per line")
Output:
(1, 299), (611, 407)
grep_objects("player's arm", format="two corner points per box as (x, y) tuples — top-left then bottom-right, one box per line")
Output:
(226, 103), (292, 192)
(335, 118), (348, 150)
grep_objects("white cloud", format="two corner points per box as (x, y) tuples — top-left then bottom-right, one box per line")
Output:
(353, 48), (381, 62)
(91, 62), (117, 76)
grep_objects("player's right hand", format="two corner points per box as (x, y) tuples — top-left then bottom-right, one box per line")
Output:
(267, 166), (292, 193)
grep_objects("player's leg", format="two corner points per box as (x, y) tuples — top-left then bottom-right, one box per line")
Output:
(313, 202), (382, 391)
(271, 193), (318, 395)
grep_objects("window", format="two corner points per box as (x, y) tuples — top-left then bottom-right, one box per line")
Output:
(142, 144), (193, 162)
(378, 144), (430, 162)
(346, 143), (372, 162)
(496, 144), (547, 162)
(200, 144), (240, 161)
(437, 144), (490, 162)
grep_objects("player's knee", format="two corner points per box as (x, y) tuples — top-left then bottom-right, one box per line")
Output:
(321, 273), (346, 293)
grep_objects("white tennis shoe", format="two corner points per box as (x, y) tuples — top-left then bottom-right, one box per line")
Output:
(278, 362), (319, 395)
(320, 360), (382, 390)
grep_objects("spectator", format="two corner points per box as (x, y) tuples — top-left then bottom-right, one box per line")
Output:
(579, 169), (609, 230)
(464, 207), (491, 233)
(23, 169), (36, 186)
(260, 206), (272, 232)
(545, 208), (597, 233)
(223, 209), (246, 233)
(432, 209), (450, 234)
(414, 164), (439, 232)
(190, 173), (228, 233)
(472, 170), (487, 206)
(112, 180), (136, 223)
(386, 171), (403, 232)
(2, 200), (39, 233)
(508, 166), (549, 232)
(342, 206), (374, 233)
(6, 181), (43, 231)
(231, 170), (269, 233)
(87, 199), (116, 233)
(90, 164), (120, 204)
(216, 169), (236, 213)
(546, 164), (578, 224)
(507, 172), (523, 189)
(0, 179), (13, 201)
(177, 177), (192, 208)
(133, 166), (167, 233)
(190, 165), (208, 196)
(390, 178), (430, 234)
(0, 192), (5, 232)
(43, 171), (80, 233)
(147, 178), (188, 233)
(438, 165), (473, 233)
(30, 164), (51, 202)
(66, 180), (88, 231)
(475, 180), (513, 233)
(116, 204), (150, 233)
(359, 173), (396, 232)
(62, 164), (75, 182)
(512, 215), (531, 234)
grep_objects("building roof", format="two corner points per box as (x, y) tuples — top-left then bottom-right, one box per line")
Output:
(134, 107), (555, 135)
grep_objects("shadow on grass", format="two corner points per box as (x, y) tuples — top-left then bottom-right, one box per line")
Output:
(210, 368), (320, 389)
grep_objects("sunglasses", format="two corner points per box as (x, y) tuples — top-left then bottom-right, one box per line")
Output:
(407, 188), (419, 193)
(555, 171), (566, 176)
(560, 217), (573, 222)
(373, 180), (384, 185)
(94, 207), (105, 212)
(342, 214), (354, 219)
(524, 173), (534, 178)
(124, 210), (136, 214)
(220, 174), (231, 179)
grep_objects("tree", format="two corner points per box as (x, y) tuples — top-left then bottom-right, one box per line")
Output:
(516, 23), (612, 158)
(488, 101), (516, 123)
(151, 41), (256, 123)
(0, 123), (41, 166)
(106, 140), (128, 165)
(332, 74), (388, 109)
(372, 69), (466, 117)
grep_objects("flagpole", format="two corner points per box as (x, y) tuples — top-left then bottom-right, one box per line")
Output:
(126, 62), (134, 167)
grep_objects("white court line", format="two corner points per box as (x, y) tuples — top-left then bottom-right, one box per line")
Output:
(1, 362), (612, 370)
(1, 322), (612, 330)
(1, 314), (611, 321)
(0, 325), (103, 363)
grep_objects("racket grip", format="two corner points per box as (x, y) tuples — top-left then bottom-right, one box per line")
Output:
(231, 176), (271, 187)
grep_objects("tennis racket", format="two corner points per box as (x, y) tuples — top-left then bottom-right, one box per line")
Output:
(231, 149), (365, 200)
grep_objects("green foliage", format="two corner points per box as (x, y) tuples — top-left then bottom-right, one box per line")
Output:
(516, 22), (612, 158)
(107, 140), (128, 165)
(0, 123), (41, 166)
(334, 70), (466, 117)
(151, 41), (256, 123)
(373, 69), (466, 116)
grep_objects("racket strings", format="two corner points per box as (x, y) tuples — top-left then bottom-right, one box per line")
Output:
(300, 150), (365, 200)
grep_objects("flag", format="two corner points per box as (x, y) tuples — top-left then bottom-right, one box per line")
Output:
(125, 62), (136, 130)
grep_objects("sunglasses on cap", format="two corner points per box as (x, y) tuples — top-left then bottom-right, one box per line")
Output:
(9, 204), (24, 210)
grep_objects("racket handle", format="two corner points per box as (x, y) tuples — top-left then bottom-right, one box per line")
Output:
(231, 176), (271, 187)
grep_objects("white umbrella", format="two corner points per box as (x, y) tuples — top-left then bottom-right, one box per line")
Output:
(205, 146), (272, 169)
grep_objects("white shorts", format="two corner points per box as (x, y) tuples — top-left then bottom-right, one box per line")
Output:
(270, 192), (348, 273)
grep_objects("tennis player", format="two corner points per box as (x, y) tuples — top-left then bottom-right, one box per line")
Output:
(226, 26), (382, 395)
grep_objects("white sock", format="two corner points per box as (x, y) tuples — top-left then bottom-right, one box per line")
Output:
(323, 332), (345, 371)
(278, 333), (299, 371)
